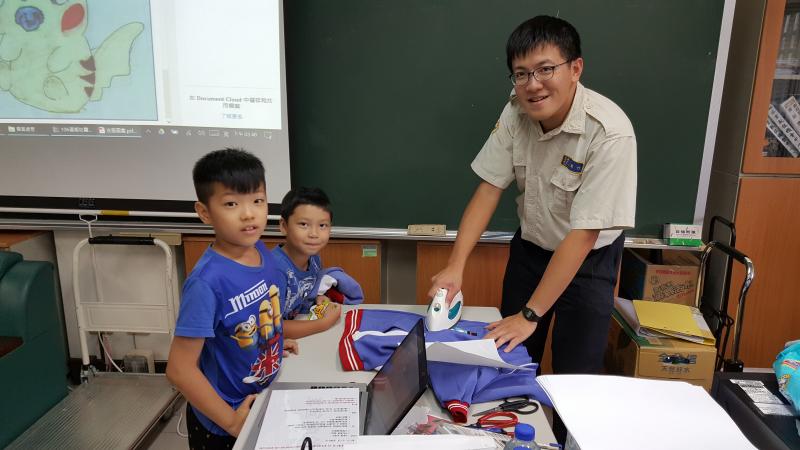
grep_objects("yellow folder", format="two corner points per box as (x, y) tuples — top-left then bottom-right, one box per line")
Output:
(632, 300), (716, 346)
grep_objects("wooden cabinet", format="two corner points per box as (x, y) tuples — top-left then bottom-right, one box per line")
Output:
(743, 0), (800, 173)
(182, 236), (382, 304)
(739, 0), (800, 367)
(320, 240), (381, 305)
(729, 178), (800, 366)
(708, 0), (800, 367)
(415, 242), (509, 309)
(0, 231), (45, 251)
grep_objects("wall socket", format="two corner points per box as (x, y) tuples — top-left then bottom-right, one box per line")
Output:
(407, 224), (446, 236)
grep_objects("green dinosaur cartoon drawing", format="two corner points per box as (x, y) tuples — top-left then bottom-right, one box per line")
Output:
(0, 0), (143, 113)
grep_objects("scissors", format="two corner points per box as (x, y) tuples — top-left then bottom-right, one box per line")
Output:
(471, 397), (540, 416)
(473, 411), (518, 430)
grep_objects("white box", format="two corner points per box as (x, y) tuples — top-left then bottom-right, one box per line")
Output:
(663, 224), (703, 246)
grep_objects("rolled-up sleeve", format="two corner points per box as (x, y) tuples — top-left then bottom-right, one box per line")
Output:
(471, 102), (517, 189)
(570, 135), (637, 230)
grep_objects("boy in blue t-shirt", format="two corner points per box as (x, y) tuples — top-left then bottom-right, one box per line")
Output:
(166, 148), (299, 449)
(273, 187), (342, 338)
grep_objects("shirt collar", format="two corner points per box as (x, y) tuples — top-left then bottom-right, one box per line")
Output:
(559, 82), (586, 135)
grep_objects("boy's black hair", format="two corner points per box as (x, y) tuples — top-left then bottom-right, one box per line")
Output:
(506, 16), (581, 71)
(193, 148), (265, 204)
(280, 187), (333, 222)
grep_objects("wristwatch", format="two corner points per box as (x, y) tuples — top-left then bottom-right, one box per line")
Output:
(521, 305), (542, 323)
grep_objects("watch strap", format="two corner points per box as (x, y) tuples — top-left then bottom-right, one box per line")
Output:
(521, 305), (541, 323)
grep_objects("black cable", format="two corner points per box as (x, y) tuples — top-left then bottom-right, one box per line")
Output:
(301, 437), (312, 450)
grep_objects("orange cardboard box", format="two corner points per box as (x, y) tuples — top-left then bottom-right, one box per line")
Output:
(619, 248), (700, 306)
(605, 312), (715, 391)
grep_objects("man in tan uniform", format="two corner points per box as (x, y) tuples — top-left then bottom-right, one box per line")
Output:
(428, 15), (637, 443)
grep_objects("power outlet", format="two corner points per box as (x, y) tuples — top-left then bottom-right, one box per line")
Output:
(407, 224), (446, 236)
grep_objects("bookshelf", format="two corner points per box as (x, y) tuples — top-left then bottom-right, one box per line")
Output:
(709, 0), (800, 367)
(744, 0), (800, 169)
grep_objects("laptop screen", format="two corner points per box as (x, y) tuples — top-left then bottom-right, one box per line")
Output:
(363, 318), (428, 435)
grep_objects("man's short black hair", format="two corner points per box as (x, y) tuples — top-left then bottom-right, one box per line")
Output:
(280, 187), (332, 222)
(193, 148), (265, 204)
(506, 16), (581, 71)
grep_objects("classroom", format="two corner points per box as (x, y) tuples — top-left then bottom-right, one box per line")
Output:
(0, 0), (798, 449)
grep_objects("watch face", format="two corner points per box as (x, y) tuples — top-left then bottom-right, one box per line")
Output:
(523, 307), (539, 322)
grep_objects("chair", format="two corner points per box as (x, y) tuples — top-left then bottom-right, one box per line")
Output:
(0, 251), (69, 447)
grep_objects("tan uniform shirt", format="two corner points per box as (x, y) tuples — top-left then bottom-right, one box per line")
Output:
(471, 83), (637, 250)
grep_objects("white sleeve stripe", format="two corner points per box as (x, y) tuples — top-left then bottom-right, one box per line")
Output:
(352, 329), (408, 340)
(342, 310), (359, 370)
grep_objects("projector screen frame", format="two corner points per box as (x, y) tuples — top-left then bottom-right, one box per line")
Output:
(0, 0), (291, 219)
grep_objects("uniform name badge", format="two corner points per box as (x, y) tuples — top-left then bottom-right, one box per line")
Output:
(561, 155), (584, 174)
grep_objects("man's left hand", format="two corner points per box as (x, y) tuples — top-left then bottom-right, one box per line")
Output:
(485, 313), (537, 353)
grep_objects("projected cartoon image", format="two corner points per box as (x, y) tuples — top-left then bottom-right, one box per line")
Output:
(0, 0), (155, 118)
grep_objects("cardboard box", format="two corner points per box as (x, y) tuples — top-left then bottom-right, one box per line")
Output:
(620, 248), (700, 306)
(605, 312), (716, 391)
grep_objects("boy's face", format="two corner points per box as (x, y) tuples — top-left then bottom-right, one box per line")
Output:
(195, 182), (268, 252)
(512, 43), (583, 133)
(279, 204), (331, 259)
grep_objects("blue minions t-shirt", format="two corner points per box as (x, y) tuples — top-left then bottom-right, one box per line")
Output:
(272, 245), (322, 319)
(175, 240), (286, 436)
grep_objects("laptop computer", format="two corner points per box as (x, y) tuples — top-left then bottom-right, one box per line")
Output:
(266, 318), (428, 436)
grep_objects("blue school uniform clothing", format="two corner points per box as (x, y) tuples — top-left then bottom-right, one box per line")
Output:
(272, 245), (322, 318)
(338, 309), (550, 422)
(175, 240), (287, 436)
(312, 267), (365, 305)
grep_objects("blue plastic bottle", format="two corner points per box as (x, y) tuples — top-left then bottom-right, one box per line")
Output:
(502, 423), (540, 450)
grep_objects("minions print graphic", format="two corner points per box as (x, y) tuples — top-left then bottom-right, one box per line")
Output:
(240, 285), (284, 385)
(230, 315), (258, 349)
(0, 0), (144, 113)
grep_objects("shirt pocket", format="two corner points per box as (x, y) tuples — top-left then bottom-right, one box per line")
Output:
(549, 169), (582, 215)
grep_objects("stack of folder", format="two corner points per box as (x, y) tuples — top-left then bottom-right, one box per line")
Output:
(613, 297), (716, 346)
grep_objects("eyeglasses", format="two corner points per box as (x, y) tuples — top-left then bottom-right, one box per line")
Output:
(508, 60), (572, 86)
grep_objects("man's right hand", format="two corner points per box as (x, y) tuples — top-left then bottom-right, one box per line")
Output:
(226, 394), (257, 437)
(428, 265), (463, 305)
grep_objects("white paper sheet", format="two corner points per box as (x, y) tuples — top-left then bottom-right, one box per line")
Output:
(425, 339), (534, 370)
(256, 388), (360, 450)
(730, 379), (766, 388)
(537, 374), (758, 450)
(341, 434), (496, 450)
(754, 402), (797, 416)
(739, 386), (785, 404)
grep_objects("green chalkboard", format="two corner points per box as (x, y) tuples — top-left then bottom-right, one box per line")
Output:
(284, 1), (724, 236)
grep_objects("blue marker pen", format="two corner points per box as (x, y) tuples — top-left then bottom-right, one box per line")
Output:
(452, 326), (478, 336)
